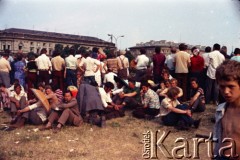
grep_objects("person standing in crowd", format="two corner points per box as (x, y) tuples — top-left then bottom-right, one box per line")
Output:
(190, 47), (204, 89)
(51, 50), (65, 91)
(106, 52), (119, 75)
(79, 51), (100, 85)
(25, 53), (38, 100)
(92, 51), (102, 87)
(205, 43), (225, 104)
(117, 50), (129, 80)
(65, 48), (78, 88)
(201, 46), (211, 94)
(173, 43), (191, 102)
(14, 53), (26, 88)
(35, 48), (52, 85)
(0, 51), (11, 88)
(152, 46), (166, 84)
(165, 46), (176, 78)
(135, 48), (149, 82)
(214, 60), (240, 159)
(230, 48), (240, 62)
(220, 46), (231, 59)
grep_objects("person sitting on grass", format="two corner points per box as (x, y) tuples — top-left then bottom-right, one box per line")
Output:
(132, 81), (160, 119)
(6, 85), (59, 130)
(41, 90), (83, 133)
(0, 83), (11, 112)
(114, 77), (141, 110)
(100, 82), (125, 121)
(189, 78), (206, 112)
(159, 87), (201, 130)
(9, 83), (28, 121)
(214, 60), (240, 159)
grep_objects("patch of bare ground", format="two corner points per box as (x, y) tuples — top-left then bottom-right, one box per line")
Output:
(0, 104), (216, 160)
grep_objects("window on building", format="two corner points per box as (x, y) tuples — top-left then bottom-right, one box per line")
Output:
(43, 43), (46, 47)
(30, 42), (34, 45)
(3, 45), (6, 51)
(30, 47), (34, 52)
(19, 46), (22, 50)
(7, 45), (10, 50)
(37, 48), (40, 54)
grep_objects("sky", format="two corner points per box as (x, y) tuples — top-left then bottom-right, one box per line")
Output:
(0, 0), (240, 53)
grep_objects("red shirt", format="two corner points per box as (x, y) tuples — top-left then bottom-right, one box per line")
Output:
(190, 55), (204, 72)
(152, 53), (166, 75)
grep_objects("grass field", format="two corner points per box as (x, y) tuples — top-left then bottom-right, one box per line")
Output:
(0, 104), (216, 160)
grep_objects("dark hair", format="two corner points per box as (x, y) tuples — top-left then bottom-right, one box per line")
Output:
(92, 47), (98, 53)
(213, 43), (221, 51)
(170, 46), (177, 53)
(140, 81), (150, 89)
(205, 46), (211, 53)
(234, 48), (240, 55)
(64, 90), (73, 97)
(155, 46), (161, 54)
(140, 48), (146, 55)
(190, 77), (198, 84)
(69, 48), (75, 56)
(104, 82), (114, 90)
(191, 47), (197, 53)
(179, 43), (187, 51)
(128, 77), (136, 85)
(40, 48), (47, 54)
(14, 83), (21, 90)
(16, 53), (23, 61)
(216, 60), (240, 85)
(166, 87), (180, 99)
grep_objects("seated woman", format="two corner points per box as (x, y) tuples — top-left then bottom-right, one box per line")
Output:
(189, 78), (206, 112)
(0, 83), (11, 111)
(159, 87), (201, 130)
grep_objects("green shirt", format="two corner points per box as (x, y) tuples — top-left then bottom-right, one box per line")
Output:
(123, 86), (141, 102)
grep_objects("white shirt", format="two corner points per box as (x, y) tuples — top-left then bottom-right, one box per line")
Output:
(135, 54), (149, 70)
(160, 97), (180, 116)
(28, 101), (47, 122)
(201, 53), (210, 68)
(79, 57), (99, 77)
(165, 53), (176, 70)
(35, 54), (52, 70)
(207, 50), (225, 79)
(98, 87), (112, 108)
(103, 72), (117, 89)
(10, 90), (27, 101)
(65, 55), (78, 70)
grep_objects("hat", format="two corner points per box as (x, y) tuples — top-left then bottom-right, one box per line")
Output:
(31, 88), (50, 111)
(120, 50), (126, 55)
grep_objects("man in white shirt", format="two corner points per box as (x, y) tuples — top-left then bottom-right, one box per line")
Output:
(9, 83), (27, 120)
(65, 48), (78, 88)
(165, 46), (176, 77)
(205, 43), (225, 104)
(35, 48), (52, 85)
(135, 48), (149, 82)
(103, 69), (117, 89)
(79, 51), (100, 85)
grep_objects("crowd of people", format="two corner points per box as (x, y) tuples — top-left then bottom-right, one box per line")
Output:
(0, 43), (239, 135)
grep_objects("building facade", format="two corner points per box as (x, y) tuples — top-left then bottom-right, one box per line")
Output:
(129, 40), (206, 58)
(0, 28), (115, 55)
